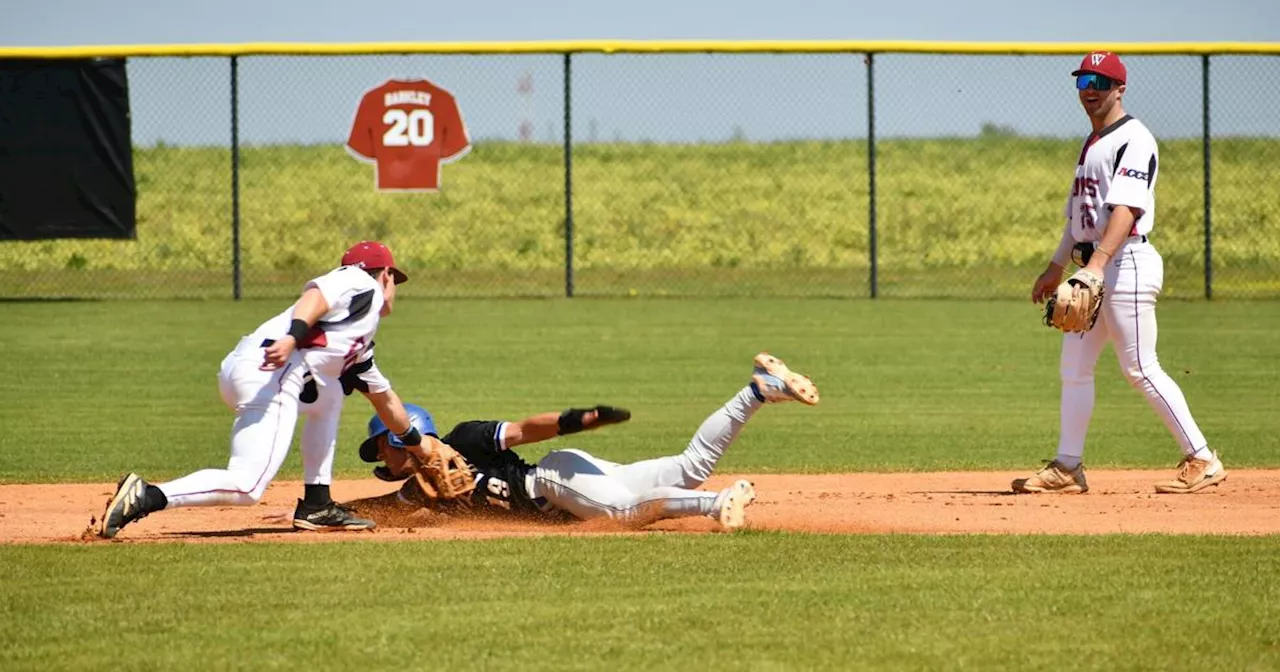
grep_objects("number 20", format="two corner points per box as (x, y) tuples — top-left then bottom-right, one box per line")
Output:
(383, 109), (434, 147)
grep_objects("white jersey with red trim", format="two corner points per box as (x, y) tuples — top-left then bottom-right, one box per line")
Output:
(248, 266), (386, 384)
(1064, 115), (1159, 243)
(142, 264), (402, 523)
(1043, 109), (1213, 481)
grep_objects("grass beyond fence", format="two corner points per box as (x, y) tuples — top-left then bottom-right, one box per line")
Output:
(2, 138), (1277, 298)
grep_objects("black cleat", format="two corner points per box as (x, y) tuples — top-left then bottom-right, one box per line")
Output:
(99, 473), (153, 539)
(292, 500), (376, 532)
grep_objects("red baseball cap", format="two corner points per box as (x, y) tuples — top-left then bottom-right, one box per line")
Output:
(1072, 51), (1127, 83)
(341, 241), (408, 284)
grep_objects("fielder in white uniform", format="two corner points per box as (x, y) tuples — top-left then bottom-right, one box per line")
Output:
(1016, 51), (1224, 495)
(100, 241), (431, 538)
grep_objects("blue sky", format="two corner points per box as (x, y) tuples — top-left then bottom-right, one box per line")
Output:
(5, 0), (1278, 44)
(5, 1), (1278, 143)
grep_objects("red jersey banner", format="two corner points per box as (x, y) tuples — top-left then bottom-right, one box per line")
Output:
(346, 78), (471, 192)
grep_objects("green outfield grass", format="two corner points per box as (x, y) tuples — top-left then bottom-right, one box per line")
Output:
(3, 534), (1280, 670)
(1, 137), (1277, 299)
(3, 298), (1278, 671)
(1, 298), (1275, 484)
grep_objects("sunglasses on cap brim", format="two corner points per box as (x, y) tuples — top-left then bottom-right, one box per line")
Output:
(1076, 73), (1119, 91)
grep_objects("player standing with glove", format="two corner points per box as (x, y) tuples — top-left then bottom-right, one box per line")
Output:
(99, 241), (430, 538)
(1018, 51), (1223, 495)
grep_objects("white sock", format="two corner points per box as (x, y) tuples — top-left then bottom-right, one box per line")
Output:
(1189, 446), (1217, 466)
(1056, 379), (1093, 472)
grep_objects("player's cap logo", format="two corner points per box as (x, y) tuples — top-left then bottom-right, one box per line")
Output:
(1072, 51), (1127, 84)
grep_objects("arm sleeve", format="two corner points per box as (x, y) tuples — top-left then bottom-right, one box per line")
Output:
(355, 359), (390, 394)
(304, 270), (349, 314)
(304, 270), (375, 324)
(1104, 132), (1158, 215)
(441, 421), (507, 457)
(339, 346), (391, 395)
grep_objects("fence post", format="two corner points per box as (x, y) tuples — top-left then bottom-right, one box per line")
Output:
(563, 53), (575, 298)
(231, 56), (242, 301)
(1201, 54), (1212, 300)
(866, 53), (878, 299)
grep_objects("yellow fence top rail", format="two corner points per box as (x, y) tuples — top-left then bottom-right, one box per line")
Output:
(2, 40), (1279, 59)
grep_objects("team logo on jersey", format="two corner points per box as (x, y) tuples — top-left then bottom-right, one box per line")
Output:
(1092, 53), (1107, 66)
(1117, 167), (1150, 180)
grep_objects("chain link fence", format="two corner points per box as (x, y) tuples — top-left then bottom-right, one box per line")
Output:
(1, 46), (1276, 299)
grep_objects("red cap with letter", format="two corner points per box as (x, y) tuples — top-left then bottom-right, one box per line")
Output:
(1072, 51), (1127, 83)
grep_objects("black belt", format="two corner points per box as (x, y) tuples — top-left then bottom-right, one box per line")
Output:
(1072, 235), (1147, 267)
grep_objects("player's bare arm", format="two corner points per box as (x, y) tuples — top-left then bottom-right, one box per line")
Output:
(502, 406), (632, 447)
(1083, 205), (1138, 276)
(261, 287), (330, 371)
(361, 387), (426, 452)
(1032, 263), (1064, 304)
(1033, 221), (1076, 304)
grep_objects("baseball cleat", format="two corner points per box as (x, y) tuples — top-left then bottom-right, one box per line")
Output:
(751, 352), (820, 405)
(1154, 453), (1227, 494)
(99, 473), (152, 539)
(715, 479), (756, 530)
(1011, 460), (1088, 494)
(292, 500), (377, 531)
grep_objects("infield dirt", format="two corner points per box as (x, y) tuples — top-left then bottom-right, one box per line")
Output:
(2, 470), (1275, 545)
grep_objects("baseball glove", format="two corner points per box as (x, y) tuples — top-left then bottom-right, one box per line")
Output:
(402, 439), (476, 508)
(1044, 268), (1106, 333)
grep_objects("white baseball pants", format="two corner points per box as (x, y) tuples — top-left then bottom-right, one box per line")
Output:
(299, 374), (345, 486)
(158, 337), (311, 508)
(1057, 241), (1209, 463)
(530, 386), (763, 526)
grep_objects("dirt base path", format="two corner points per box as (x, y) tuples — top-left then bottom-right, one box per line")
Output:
(2, 470), (1276, 545)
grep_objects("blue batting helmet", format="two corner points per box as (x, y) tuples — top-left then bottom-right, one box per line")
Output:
(358, 403), (437, 463)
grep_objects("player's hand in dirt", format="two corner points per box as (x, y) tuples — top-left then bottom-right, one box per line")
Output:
(261, 336), (297, 371)
(1032, 264), (1064, 304)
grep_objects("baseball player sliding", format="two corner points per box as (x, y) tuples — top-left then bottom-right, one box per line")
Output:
(1018, 52), (1223, 495)
(344, 353), (820, 529)
(99, 241), (431, 538)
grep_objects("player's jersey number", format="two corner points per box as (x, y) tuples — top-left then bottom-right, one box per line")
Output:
(484, 477), (512, 510)
(382, 109), (434, 147)
(1079, 204), (1097, 230)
